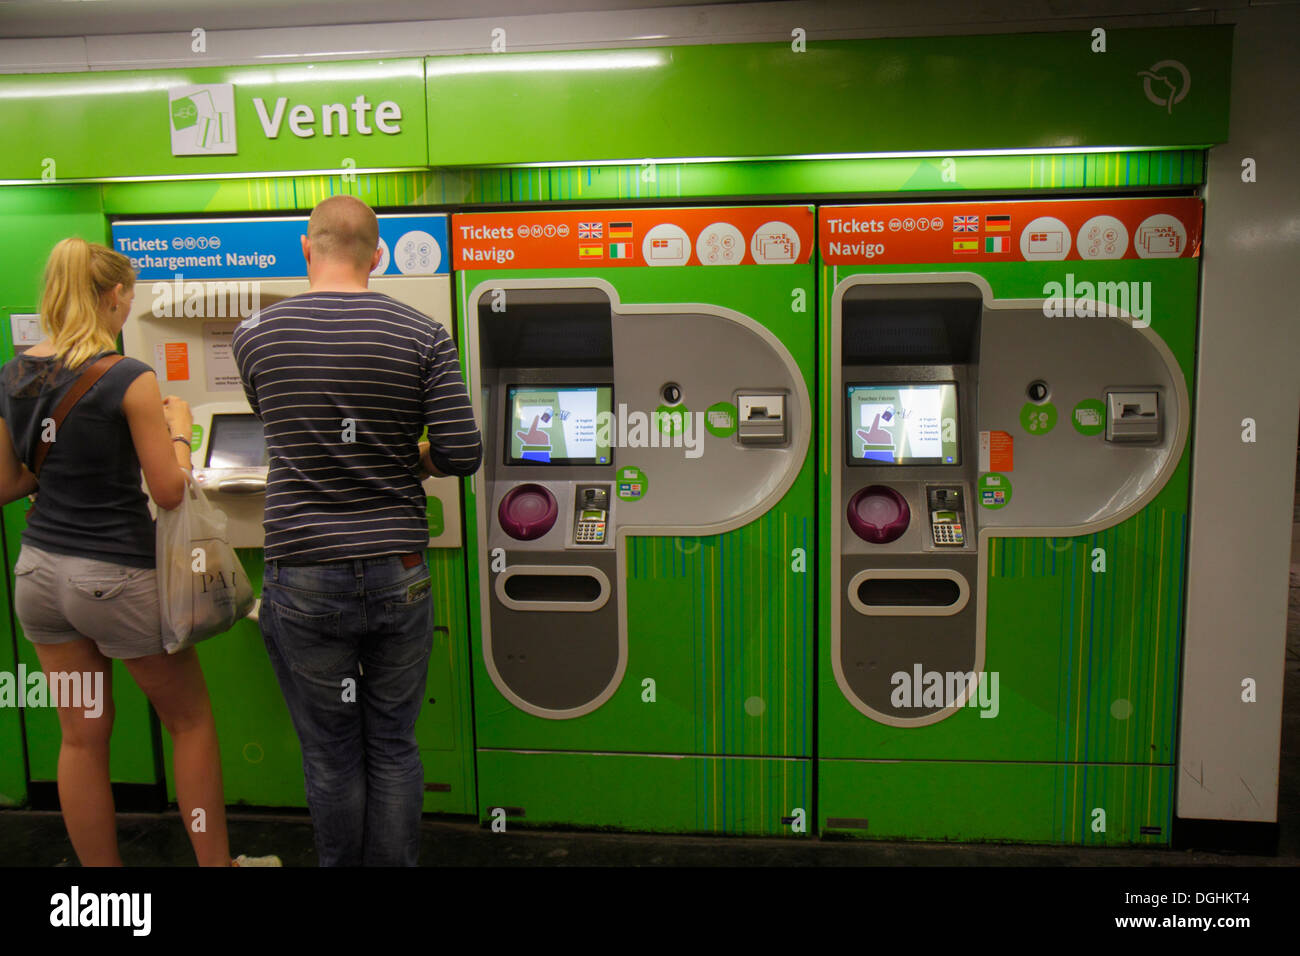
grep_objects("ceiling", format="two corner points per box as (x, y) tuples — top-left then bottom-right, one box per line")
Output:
(0, 0), (773, 38)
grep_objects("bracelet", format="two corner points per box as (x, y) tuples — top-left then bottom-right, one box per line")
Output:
(172, 436), (191, 446)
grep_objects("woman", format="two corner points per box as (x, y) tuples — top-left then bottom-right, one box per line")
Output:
(0, 237), (269, 866)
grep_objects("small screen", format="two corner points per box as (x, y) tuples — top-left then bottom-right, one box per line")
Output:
(506, 385), (613, 465)
(847, 383), (959, 465)
(206, 414), (268, 469)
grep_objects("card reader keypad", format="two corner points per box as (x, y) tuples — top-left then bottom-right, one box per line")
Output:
(927, 486), (967, 548)
(574, 484), (611, 546)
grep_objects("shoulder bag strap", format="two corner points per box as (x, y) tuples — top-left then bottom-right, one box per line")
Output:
(31, 354), (125, 479)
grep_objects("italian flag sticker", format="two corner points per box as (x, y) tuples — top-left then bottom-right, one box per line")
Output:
(609, 242), (631, 259)
(985, 236), (1007, 252)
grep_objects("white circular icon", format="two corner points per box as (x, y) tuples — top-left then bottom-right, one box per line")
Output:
(394, 230), (440, 275)
(888, 218), (902, 232)
(209, 236), (221, 250)
(903, 218), (916, 231)
(642, 223), (692, 267)
(1019, 216), (1072, 261)
(917, 217), (930, 231)
(183, 236), (197, 250)
(930, 217), (943, 231)
(372, 237), (390, 275)
(544, 224), (557, 238)
(695, 222), (745, 265)
(1077, 215), (1129, 260)
(750, 221), (800, 264)
(557, 223), (570, 238)
(1134, 214), (1188, 258)
(196, 236), (209, 249)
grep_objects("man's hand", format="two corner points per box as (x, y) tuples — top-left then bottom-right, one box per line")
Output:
(417, 440), (447, 480)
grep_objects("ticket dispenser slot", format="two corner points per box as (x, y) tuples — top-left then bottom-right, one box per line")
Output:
(478, 288), (619, 712)
(1105, 390), (1161, 443)
(836, 282), (982, 722)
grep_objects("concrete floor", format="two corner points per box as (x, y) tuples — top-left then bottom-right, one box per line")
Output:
(2, 460), (1297, 868)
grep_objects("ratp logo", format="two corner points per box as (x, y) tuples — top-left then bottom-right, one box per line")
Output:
(1137, 60), (1190, 115)
(169, 83), (237, 155)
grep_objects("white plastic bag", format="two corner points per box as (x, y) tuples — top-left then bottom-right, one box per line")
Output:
(157, 473), (256, 654)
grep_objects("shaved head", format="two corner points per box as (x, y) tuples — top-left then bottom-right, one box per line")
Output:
(307, 195), (379, 271)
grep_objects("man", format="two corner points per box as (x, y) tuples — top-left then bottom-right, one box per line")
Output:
(232, 196), (481, 866)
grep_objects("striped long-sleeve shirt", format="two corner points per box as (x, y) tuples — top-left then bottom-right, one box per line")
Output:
(231, 290), (482, 563)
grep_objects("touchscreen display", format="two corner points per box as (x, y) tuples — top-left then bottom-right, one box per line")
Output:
(847, 383), (959, 465)
(206, 414), (268, 468)
(506, 385), (613, 465)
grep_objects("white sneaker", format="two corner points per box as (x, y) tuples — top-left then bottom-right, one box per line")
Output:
(233, 854), (283, 867)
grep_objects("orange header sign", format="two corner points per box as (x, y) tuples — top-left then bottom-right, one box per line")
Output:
(453, 206), (814, 269)
(819, 198), (1203, 266)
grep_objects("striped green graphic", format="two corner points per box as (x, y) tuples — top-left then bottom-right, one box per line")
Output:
(95, 149), (1205, 216)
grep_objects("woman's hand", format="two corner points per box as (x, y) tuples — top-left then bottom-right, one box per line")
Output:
(162, 396), (192, 439)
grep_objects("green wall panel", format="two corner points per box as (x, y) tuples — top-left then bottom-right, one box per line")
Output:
(821, 760), (1173, 845)
(479, 750), (810, 837)
(427, 29), (1230, 165)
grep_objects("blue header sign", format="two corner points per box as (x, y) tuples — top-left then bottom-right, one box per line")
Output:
(111, 214), (449, 280)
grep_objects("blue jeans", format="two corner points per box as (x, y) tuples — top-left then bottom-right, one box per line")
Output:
(261, 554), (433, 866)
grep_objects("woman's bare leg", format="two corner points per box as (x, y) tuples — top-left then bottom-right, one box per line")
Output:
(33, 639), (119, 866)
(124, 648), (231, 867)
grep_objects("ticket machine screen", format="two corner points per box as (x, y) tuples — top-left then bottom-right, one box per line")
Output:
(206, 413), (269, 468)
(847, 383), (960, 466)
(506, 385), (613, 465)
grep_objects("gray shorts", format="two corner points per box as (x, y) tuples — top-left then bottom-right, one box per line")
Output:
(14, 545), (166, 660)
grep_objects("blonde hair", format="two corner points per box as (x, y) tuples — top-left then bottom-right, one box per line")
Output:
(39, 238), (134, 369)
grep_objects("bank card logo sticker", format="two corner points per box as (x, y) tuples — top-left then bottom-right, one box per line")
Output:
(705, 401), (738, 438)
(1019, 216), (1071, 260)
(642, 224), (691, 266)
(371, 238), (391, 275)
(1134, 214), (1187, 258)
(1137, 59), (1191, 115)
(1077, 215), (1128, 260)
(751, 221), (800, 263)
(394, 230), (440, 274)
(1072, 398), (1107, 436)
(169, 84), (237, 156)
(696, 222), (745, 265)
(977, 472), (1012, 510)
(616, 465), (649, 502)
